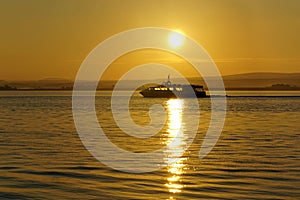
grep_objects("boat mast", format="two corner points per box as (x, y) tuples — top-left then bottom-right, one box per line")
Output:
(167, 74), (171, 86)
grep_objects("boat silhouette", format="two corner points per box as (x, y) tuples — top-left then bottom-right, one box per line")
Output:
(140, 75), (207, 98)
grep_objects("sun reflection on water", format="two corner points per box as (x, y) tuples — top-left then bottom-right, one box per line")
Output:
(164, 99), (187, 198)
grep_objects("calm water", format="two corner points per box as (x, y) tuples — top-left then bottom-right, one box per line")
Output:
(0, 91), (300, 199)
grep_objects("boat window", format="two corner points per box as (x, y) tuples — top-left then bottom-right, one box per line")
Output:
(194, 88), (204, 92)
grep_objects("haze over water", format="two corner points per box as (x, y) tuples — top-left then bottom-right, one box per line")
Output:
(0, 91), (299, 199)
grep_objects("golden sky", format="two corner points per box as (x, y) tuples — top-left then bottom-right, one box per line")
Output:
(0, 0), (299, 80)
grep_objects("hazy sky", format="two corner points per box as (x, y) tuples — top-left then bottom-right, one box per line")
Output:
(0, 0), (299, 80)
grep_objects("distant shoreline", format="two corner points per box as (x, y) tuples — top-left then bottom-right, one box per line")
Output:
(1, 72), (299, 91)
(1, 88), (300, 91)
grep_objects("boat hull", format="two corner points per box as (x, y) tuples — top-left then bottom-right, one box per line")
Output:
(140, 90), (207, 98)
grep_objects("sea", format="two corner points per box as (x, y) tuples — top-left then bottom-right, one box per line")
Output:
(0, 91), (299, 199)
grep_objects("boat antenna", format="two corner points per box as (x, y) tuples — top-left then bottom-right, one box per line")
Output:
(167, 74), (171, 86)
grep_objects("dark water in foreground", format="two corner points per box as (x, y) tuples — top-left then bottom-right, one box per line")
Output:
(0, 91), (300, 199)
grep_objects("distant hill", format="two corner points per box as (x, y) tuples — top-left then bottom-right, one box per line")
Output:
(0, 78), (73, 90)
(37, 78), (71, 83)
(168, 72), (300, 89)
(223, 72), (300, 79)
(0, 72), (300, 90)
(221, 72), (300, 89)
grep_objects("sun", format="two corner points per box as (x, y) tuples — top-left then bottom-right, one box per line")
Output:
(168, 30), (185, 48)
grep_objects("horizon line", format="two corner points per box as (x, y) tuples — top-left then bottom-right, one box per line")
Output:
(1, 71), (300, 82)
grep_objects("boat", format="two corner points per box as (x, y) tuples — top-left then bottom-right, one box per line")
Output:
(140, 75), (208, 98)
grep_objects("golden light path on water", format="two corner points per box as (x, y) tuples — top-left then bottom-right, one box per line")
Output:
(164, 99), (187, 199)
